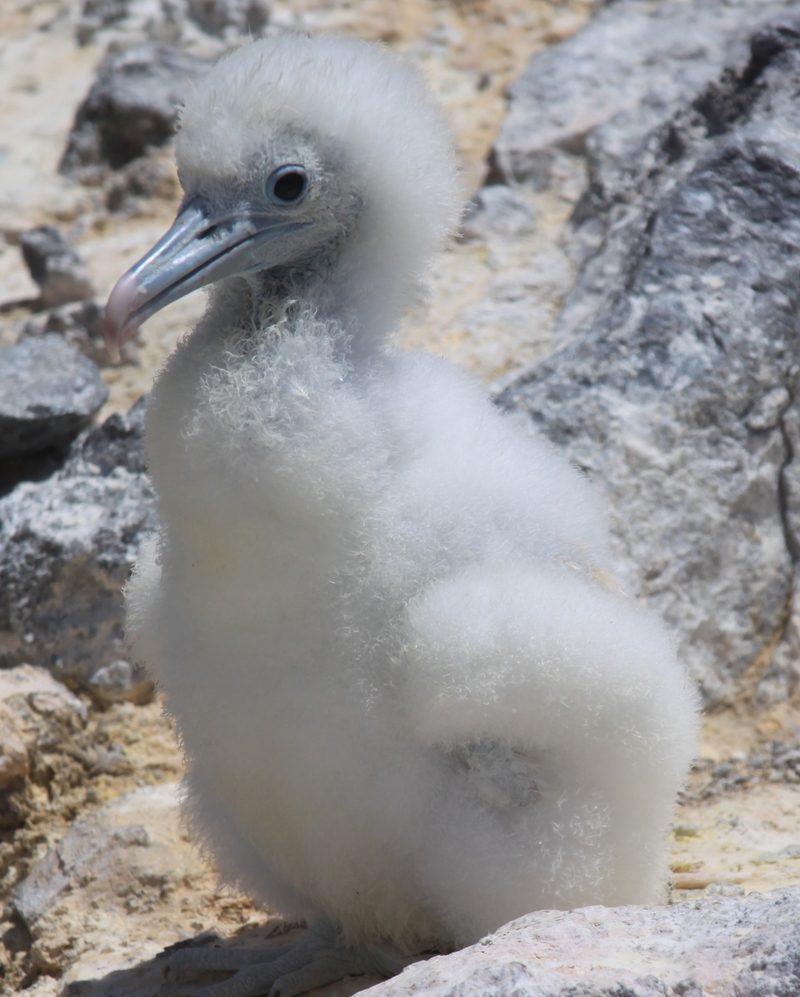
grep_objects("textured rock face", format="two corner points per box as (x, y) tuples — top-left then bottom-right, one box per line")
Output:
(496, 6), (800, 706)
(0, 399), (157, 687)
(60, 43), (211, 172)
(365, 887), (800, 997)
(0, 336), (108, 459)
(492, 0), (798, 188)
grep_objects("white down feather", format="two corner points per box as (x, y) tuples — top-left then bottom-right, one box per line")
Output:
(125, 32), (699, 954)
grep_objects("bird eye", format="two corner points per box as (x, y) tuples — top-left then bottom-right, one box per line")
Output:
(266, 166), (308, 204)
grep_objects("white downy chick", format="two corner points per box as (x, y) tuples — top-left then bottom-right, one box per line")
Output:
(104, 32), (699, 997)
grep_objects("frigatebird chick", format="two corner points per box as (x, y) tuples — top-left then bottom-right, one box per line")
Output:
(104, 32), (699, 997)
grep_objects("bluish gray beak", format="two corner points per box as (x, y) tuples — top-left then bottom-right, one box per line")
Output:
(104, 197), (309, 359)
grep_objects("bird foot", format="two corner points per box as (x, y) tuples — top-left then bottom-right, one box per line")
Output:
(161, 919), (420, 997)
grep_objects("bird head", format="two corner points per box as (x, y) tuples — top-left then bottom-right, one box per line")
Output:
(104, 33), (460, 358)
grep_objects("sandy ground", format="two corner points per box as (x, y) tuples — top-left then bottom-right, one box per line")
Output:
(3, 1), (800, 994)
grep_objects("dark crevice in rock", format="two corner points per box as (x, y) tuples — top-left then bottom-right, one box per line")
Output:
(621, 209), (658, 296)
(482, 148), (505, 187)
(661, 123), (685, 165)
(778, 392), (800, 564)
(0, 447), (69, 500)
(694, 24), (800, 137)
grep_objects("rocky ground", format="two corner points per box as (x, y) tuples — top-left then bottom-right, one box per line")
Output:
(3, 0), (800, 995)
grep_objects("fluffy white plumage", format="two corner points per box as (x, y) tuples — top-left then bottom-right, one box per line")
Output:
(112, 31), (699, 991)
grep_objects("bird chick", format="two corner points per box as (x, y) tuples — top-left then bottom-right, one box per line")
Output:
(104, 33), (699, 997)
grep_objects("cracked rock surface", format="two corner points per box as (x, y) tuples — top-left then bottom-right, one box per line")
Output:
(497, 3), (800, 707)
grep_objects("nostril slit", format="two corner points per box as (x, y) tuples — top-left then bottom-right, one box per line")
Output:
(199, 225), (218, 240)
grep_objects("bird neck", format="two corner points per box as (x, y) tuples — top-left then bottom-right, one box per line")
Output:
(234, 215), (415, 363)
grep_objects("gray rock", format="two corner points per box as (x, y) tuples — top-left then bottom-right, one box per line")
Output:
(492, 0), (800, 189)
(186, 0), (269, 37)
(0, 336), (108, 459)
(17, 299), (140, 367)
(60, 43), (211, 173)
(77, 0), (130, 45)
(18, 226), (95, 309)
(366, 887), (800, 997)
(460, 185), (534, 240)
(496, 13), (800, 706)
(0, 396), (158, 686)
(77, 0), (269, 47)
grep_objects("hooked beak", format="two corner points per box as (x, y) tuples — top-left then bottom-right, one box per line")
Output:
(103, 197), (309, 359)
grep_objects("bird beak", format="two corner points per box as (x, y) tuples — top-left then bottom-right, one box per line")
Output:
(103, 197), (308, 359)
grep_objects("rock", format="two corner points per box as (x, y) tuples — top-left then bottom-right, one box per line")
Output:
(76, 0), (187, 48)
(496, 10), (800, 707)
(60, 44), (211, 173)
(77, 0), (131, 45)
(0, 664), (89, 826)
(103, 151), (180, 214)
(460, 185), (534, 240)
(185, 0), (270, 37)
(11, 781), (273, 988)
(16, 299), (139, 367)
(491, 0), (799, 189)
(77, 0), (269, 47)
(366, 887), (800, 997)
(0, 397), (158, 687)
(18, 227), (95, 310)
(0, 336), (108, 460)
(87, 659), (154, 705)
(0, 664), (86, 797)
(13, 783), (203, 975)
(0, 449), (70, 504)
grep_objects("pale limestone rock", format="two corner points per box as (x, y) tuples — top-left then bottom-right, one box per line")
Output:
(0, 664), (88, 802)
(14, 783), (206, 977)
(362, 887), (800, 997)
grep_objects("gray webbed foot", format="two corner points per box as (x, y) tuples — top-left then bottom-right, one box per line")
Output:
(162, 919), (420, 997)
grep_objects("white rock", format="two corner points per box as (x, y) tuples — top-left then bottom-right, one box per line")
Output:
(363, 887), (800, 997)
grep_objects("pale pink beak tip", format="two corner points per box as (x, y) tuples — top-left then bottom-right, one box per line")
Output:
(104, 271), (142, 361)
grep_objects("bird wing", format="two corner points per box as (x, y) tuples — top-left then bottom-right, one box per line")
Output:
(400, 560), (698, 872)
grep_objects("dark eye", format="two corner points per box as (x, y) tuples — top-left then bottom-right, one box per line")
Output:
(266, 165), (308, 204)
